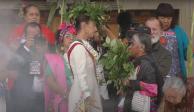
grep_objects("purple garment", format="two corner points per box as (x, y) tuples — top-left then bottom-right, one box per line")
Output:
(162, 31), (181, 76)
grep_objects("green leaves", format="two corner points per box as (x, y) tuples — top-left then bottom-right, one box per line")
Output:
(65, 2), (106, 26)
(100, 38), (134, 90)
(47, 2), (58, 27)
(47, 1), (106, 29)
(187, 11), (194, 76)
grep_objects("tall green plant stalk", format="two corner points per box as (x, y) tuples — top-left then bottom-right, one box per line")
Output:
(47, 0), (67, 27)
(47, 2), (57, 27)
(60, 0), (66, 24)
(187, 11), (194, 76)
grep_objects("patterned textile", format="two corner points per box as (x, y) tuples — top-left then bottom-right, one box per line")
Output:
(161, 31), (181, 76)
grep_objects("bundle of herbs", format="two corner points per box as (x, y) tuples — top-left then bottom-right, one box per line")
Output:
(100, 38), (134, 91)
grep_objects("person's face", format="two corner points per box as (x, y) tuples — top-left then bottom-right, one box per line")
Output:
(164, 88), (184, 105)
(35, 41), (48, 55)
(25, 26), (41, 48)
(145, 20), (162, 44)
(93, 31), (100, 42)
(26, 26), (41, 39)
(128, 35), (144, 57)
(63, 36), (73, 49)
(158, 16), (173, 31)
(24, 6), (40, 23)
(85, 21), (97, 39)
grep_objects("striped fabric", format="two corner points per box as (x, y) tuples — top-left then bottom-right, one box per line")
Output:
(150, 97), (157, 112)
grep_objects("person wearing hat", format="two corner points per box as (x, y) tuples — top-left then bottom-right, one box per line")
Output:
(44, 22), (76, 112)
(156, 3), (189, 80)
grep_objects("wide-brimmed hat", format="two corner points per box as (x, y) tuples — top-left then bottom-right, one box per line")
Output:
(156, 3), (175, 17)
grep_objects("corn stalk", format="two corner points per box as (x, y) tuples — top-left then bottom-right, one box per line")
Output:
(47, 2), (58, 27)
(60, 0), (66, 24)
(47, 0), (67, 27)
(187, 10), (194, 76)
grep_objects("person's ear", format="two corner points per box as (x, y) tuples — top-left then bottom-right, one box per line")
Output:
(80, 22), (86, 30)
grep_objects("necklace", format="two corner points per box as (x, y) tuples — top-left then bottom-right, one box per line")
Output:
(81, 40), (100, 61)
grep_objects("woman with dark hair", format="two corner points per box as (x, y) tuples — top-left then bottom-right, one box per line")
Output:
(122, 32), (161, 112)
(44, 22), (76, 112)
(9, 4), (55, 51)
(67, 14), (102, 112)
(7, 22), (47, 112)
(156, 3), (189, 80)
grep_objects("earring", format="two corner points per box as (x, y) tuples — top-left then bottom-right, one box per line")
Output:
(60, 46), (64, 51)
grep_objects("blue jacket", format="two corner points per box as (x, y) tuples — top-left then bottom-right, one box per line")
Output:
(172, 25), (189, 80)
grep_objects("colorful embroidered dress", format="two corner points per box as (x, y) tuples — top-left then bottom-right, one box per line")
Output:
(160, 31), (181, 77)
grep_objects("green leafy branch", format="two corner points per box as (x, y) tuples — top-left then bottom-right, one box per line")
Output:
(100, 38), (134, 90)
(66, 2), (106, 26)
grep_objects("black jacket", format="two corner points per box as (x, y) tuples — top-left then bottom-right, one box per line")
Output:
(7, 45), (44, 112)
(151, 42), (172, 77)
(124, 55), (163, 112)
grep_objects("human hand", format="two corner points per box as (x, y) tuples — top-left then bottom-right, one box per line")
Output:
(85, 96), (96, 107)
(117, 89), (126, 96)
(123, 78), (130, 86)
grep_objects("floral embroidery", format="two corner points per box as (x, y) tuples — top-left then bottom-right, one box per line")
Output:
(82, 40), (100, 61)
(159, 36), (167, 46)
(161, 31), (181, 76)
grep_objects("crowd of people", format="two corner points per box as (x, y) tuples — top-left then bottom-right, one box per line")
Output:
(0, 2), (192, 112)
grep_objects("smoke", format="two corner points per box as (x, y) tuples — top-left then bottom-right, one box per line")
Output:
(0, 1), (22, 80)
(0, 2), (47, 111)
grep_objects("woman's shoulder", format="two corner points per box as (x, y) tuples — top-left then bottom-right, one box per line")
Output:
(173, 25), (185, 32)
(139, 56), (156, 71)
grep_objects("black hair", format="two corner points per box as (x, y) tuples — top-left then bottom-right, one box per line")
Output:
(55, 29), (61, 47)
(117, 11), (132, 39)
(24, 22), (41, 36)
(34, 34), (46, 46)
(156, 3), (175, 17)
(23, 4), (39, 16)
(156, 3), (176, 29)
(74, 14), (91, 31)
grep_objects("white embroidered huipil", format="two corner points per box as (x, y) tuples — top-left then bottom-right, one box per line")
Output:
(82, 40), (109, 100)
(68, 40), (102, 112)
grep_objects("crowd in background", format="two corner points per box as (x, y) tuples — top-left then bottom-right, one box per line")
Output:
(0, 2), (192, 112)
